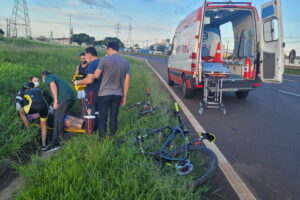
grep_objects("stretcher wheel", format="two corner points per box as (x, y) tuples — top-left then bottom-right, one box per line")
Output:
(199, 102), (204, 115)
(199, 108), (204, 115)
(222, 108), (227, 116)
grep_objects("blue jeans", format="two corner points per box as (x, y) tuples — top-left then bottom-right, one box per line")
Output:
(97, 95), (122, 138)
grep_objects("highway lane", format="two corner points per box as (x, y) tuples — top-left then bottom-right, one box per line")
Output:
(131, 54), (300, 200)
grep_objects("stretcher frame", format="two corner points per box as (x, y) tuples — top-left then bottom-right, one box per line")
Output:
(31, 123), (86, 133)
(199, 73), (227, 115)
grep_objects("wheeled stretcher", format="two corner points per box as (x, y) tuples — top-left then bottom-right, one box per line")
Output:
(199, 63), (230, 115)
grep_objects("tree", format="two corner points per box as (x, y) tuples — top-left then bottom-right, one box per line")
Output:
(71, 33), (92, 46)
(150, 45), (155, 51)
(157, 45), (166, 53)
(0, 29), (4, 37)
(94, 40), (105, 47)
(134, 44), (140, 49)
(102, 37), (125, 48)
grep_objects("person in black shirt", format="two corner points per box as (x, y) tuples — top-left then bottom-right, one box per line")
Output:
(75, 53), (88, 100)
(75, 52), (88, 77)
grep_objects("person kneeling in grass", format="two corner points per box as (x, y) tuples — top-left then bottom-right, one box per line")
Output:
(15, 82), (49, 151)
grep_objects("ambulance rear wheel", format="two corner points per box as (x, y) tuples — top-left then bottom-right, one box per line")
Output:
(235, 91), (249, 99)
(182, 79), (194, 99)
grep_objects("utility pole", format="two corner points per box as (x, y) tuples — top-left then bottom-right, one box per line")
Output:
(6, 18), (10, 37)
(50, 31), (53, 41)
(10, 0), (32, 38)
(127, 23), (132, 48)
(115, 22), (121, 39)
(69, 14), (73, 44)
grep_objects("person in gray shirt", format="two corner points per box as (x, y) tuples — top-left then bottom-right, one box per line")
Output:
(94, 41), (130, 138)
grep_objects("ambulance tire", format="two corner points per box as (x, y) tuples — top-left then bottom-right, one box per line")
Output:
(182, 77), (194, 99)
(235, 91), (249, 99)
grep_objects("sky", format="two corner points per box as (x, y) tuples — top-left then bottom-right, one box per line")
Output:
(0, 0), (299, 52)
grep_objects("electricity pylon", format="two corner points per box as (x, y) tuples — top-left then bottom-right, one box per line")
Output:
(10, 0), (32, 38)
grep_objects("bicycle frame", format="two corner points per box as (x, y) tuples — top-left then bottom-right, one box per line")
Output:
(158, 126), (189, 162)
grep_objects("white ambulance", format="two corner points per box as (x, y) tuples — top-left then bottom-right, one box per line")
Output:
(168, 0), (284, 99)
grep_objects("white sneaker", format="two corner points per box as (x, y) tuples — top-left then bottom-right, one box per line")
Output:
(47, 146), (60, 152)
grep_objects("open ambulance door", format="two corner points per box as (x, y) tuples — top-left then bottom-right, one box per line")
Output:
(260, 0), (284, 83)
(196, 0), (207, 83)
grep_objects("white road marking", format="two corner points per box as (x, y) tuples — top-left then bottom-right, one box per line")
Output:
(278, 90), (300, 97)
(285, 73), (300, 77)
(284, 79), (297, 83)
(144, 59), (257, 200)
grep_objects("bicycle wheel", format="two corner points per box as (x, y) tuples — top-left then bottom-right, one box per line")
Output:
(124, 102), (143, 112)
(163, 145), (218, 189)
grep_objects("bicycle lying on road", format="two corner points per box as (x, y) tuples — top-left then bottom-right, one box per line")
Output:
(118, 103), (218, 189)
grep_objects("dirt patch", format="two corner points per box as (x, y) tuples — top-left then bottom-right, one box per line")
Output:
(0, 140), (38, 190)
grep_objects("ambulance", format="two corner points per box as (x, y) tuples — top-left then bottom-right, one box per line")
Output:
(168, 0), (284, 99)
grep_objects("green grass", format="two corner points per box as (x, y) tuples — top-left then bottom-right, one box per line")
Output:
(285, 68), (300, 75)
(0, 38), (211, 199)
(0, 37), (88, 172)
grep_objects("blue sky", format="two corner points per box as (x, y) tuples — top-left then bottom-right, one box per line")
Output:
(0, 0), (299, 52)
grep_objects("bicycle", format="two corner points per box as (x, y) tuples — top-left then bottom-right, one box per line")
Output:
(118, 103), (218, 189)
(124, 88), (169, 119)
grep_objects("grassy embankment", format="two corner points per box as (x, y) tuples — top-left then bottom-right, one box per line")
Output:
(0, 38), (86, 178)
(0, 38), (211, 199)
(285, 68), (300, 75)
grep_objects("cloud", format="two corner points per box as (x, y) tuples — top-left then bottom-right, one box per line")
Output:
(78, 0), (113, 8)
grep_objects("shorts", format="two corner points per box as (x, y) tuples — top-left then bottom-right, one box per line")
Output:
(27, 102), (48, 121)
(77, 90), (86, 99)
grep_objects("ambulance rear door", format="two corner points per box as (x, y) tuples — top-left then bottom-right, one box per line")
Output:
(259, 0), (284, 83)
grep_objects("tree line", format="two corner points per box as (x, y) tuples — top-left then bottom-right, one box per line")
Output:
(71, 33), (124, 48)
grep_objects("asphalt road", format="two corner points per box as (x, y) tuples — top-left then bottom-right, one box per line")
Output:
(130, 54), (300, 200)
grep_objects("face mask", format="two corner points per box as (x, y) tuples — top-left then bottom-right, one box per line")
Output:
(33, 81), (39, 88)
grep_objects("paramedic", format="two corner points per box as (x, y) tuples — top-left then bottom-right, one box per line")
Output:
(75, 53), (88, 100)
(74, 47), (102, 133)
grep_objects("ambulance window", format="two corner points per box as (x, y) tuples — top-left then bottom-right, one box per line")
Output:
(262, 5), (274, 19)
(264, 18), (278, 42)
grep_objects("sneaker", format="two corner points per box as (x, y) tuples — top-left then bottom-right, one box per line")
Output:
(41, 145), (50, 152)
(47, 146), (60, 152)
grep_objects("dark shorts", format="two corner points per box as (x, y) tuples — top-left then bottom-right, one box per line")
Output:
(28, 102), (48, 119)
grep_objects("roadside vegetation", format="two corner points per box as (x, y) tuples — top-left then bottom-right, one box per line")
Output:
(285, 68), (300, 75)
(0, 38), (87, 184)
(0, 38), (211, 199)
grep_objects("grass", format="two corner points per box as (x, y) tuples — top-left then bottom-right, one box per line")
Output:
(0, 38), (87, 177)
(0, 38), (211, 199)
(285, 68), (300, 75)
